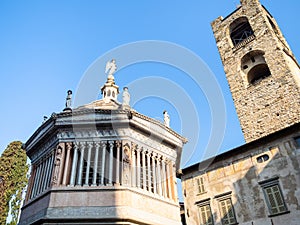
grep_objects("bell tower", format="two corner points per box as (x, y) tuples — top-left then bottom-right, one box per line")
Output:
(211, 0), (300, 142)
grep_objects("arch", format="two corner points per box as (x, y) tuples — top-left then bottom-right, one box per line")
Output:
(230, 17), (254, 46)
(241, 50), (271, 84)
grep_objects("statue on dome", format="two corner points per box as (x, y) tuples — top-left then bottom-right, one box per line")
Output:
(122, 87), (130, 106)
(105, 59), (117, 82)
(163, 110), (170, 127)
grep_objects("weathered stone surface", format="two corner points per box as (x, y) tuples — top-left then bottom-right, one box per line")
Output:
(211, 0), (300, 143)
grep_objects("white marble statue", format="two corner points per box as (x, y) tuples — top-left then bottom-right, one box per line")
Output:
(105, 59), (117, 78)
(65, 90), (72, 108)
(163, 110), (170, 127)
(122, 87), (130, 106)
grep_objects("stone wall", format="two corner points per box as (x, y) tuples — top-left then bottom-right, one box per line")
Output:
(181, 128), (300, 225)
(211, 0), (300, 142)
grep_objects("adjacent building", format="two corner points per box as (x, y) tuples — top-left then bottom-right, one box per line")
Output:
(181, 0), (300, 224)
(19, 63), (187, 225)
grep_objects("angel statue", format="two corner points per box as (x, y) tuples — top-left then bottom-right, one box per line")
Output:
(105, 59), (117, 79)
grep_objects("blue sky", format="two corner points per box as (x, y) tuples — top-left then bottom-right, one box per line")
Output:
(0, 1), (299, 168)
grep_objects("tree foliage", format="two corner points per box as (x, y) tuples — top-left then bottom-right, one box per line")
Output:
(0, 141), (29, 225)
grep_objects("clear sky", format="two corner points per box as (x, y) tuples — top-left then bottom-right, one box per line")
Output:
(0, 0), (299, 168)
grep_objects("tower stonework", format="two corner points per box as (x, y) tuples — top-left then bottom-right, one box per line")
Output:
(211, 0), (300, 142)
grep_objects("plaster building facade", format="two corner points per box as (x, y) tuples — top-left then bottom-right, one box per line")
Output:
(181, 0), (300, 224)
(19, 63), (187, 225)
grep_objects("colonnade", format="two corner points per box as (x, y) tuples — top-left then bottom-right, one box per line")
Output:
(26, 151), (55, 201)
(26, 141), (177, 202)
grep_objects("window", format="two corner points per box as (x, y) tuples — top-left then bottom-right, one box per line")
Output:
(198, 204), (214, 225)
(215, 192), (237, 225)
(259, 177), (288, 216)
(219, 199), (237, 225)
(294, 136), (300, 148)
(230, 17), (254, 46)
(256, 154), (269, 163)
(241, 50), (271, 84)
(197, 177), (206, 194)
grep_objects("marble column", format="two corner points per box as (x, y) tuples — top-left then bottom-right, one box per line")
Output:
(37, 160), (46, 194)
(131, 146), (136, 187)
(156, 156), (163, 196)
(47, 152), (55, 188)
(161, 157), (167, 198)
(84, 142), (93, 186)
(142, 148), (146, 190)
(146, 151), (152, 192)
(166, 160), (172, 199)
(152, 153), (157, 194)
(115, 141), (121, 185)
(92, 142), (100, 186)
(77, 142), (85, 186)
(31, 163), (41, 198)
(26, 165), (36, 201)
(70, 143), (79, 186)
(108, 141), (114, 185)
(100, 141), (106, 185)
(62, 143), (72, 185)
(136, 147), (141, 188)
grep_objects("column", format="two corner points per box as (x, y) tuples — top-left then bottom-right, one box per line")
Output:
(40, 158), (49, 193)
(173, 163), (179, 201)
(115, 141), (121, 185)
(108, 141), (114, 185)
(26, 165), (36, 201)
(70, 142), (79, 186)
(132, 147), (136, 187)
(84, 142), (93, 186)
(147, 151), (152, 192)
(63, 143), (72, 185)
(77, 142), (85, 186)
(37, 160), (46, 194)
(42, 155), (51, 191)
(92, 142), (100, 186)
(100, 141), (106, 185)
(161, 157), (167, 198)
(142, 149), (146, 190)
(136, 147), (141, 188)
(31, 163), (41, 198)
(152, 153), (157, 194)
(156, 156), (162, 196)
(166, 160), (172, 199)
(47, 151), (55, 189)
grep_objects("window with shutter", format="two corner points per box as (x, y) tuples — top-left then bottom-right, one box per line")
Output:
(259, 177), (288, 216)
(197, 202), (214, 225)
(219, 198), (237, 225)
(197, 177), (206, 194)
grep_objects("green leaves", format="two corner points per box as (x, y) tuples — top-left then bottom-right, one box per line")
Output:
(0, 141), (29, 225)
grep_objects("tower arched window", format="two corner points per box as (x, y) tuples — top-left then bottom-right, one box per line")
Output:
(241, 50), (271, 84)
(230, 17), (254, 46)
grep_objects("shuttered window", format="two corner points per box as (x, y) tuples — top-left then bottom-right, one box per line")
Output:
(259, 177), (288, 216)
(264, 185), (287, 215)
(219, 198), (237, 225)
(198, 204), (214, 225)
(197, 177), (205, 194)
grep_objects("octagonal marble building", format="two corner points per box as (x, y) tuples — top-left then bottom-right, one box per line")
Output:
(19, 66), (187, 225)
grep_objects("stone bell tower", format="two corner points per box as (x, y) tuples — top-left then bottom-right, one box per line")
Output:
(211, 0), (300, 142)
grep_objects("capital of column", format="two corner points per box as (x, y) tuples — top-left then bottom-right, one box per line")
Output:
(116, 140), (122, 148)
(87, 141), (94, 149)
(108, 140), (114, 148)
(66, 142), (72, 151)
(131, 142), (138, 151)
(95, 142), (100, 148)
(100, 141), (106, 148)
